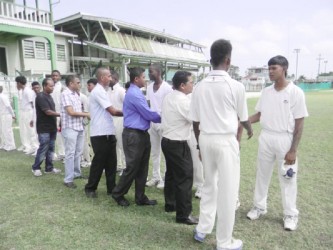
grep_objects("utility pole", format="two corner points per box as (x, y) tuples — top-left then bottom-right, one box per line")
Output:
(317, 54), (324, 79)
(324, 60), (328, 73)
(294, 49), (300, 82)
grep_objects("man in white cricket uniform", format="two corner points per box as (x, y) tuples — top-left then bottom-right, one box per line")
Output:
(108, 70), (126, 172)
(190, 39), (253, 250)
(0, 86), (16, 151)
(51, 70), (65, 160)
(247, 55), (308, 231)
(15, 76), (39, 154)
(146, 63), (172, 189)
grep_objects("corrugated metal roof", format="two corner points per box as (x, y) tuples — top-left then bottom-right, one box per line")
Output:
(85, 41), (209, 66)
(102, 30), (207, 65)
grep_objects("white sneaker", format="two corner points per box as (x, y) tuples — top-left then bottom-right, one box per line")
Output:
(247, 206), (267, 220)
(216, 238), (243, 250)
(146, 179), (159, 187)
(45, 168), (61, 174)
(32, 169), (42, 177)
(195, 188), (202, 199)
(157, 180), (164, 189)
(236, 199), (241, 211)
(193, 228), (206, 243)
(24, 148), (35, 154)
(81, 161), (91, 168)
(284, 215), (298, 231)
(17, 145), (25, 151)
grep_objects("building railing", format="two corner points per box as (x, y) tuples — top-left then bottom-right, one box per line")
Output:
(0, 0), (52, 26)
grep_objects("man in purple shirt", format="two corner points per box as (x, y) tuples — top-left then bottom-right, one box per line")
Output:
(112, 67), (161, 207)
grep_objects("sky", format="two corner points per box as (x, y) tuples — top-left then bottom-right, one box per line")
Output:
(42, 0), (333, 78)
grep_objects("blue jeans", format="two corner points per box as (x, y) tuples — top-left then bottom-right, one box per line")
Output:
(32, 132), (56, 171)
(62, 128), (84, 183)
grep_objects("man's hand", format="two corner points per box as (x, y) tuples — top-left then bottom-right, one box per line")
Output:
(247, 127), (253, 139)
(284, 150), (297, 165)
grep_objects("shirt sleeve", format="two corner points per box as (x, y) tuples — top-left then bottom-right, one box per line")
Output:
(95, 88), (112, 109)
(37, 95), (51, 112)
(189, 88), (199, 122)
(178, 96), (192, 122)
(236, 84), (248, 122)
(132, 92), (161, 123)
(61, 92), (72, 107)
(292, 88), (309, 119)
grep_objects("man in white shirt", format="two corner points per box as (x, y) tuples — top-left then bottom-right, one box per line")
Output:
(15, 76), (39, 154)
(108, 70), (126, 173)
(51, 70), (65, 160)
(0, 86), (16, 151)
(146, 63), (172, 189)
(161, 70), (198, 225)
(30, 81), (41, 156)
(246, 55), (309, 231)
(85, 68), (122, 198)
(190, 39), (253, 250)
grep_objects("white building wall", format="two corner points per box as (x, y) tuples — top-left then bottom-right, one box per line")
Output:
(0, 39), (21, 76)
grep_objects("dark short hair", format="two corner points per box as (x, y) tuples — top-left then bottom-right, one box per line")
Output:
(31, 81), (40, 87)
(210, 39), (232, 68)
(51, 70), (61, 75)
(172, 71), (192, 90)
(130, 67), (145, 82)
(15, 76), (27, 84)
(65, 75), (78, 86)
(268, 55), (289, 69)
(42, 78), (53, 87)
(124, 81), (131, 90)
(87, 78), (98, 85)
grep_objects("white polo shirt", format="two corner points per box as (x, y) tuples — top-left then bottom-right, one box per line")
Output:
(189, 70), (248, 136)
(146, 81), (172, 115)
(89, 83), (115, 136)
(161, 90), (192, 141)
(255, 82), (309, 134)
(107, 82), (125, 111)
(20, 86), (35, 111)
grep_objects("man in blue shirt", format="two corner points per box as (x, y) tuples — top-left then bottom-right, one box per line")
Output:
(112, 67), (161, 207)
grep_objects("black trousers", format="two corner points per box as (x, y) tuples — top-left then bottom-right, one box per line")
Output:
(161, 137), (193, 219)
(85, 135), (117, 194)
(112, 128), (151, 203)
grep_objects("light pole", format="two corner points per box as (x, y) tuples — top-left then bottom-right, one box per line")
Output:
(324, 60), (328, 73)
(294, 49), (300, 82)
(317, 54), (324, 79)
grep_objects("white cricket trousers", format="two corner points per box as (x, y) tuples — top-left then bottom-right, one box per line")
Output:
(148, 123), (165, 181)
(114, 116), (125, 167)
(196, 134), (240, 248)
(0, 114), (16, 150)
(253, 130), (299, 216)
(19, 110), (38, 151)
(56, 117), (65, 157)
(188, 129), (204, 188)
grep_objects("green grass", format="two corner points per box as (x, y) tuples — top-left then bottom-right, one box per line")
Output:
(0, 90), (332, 250)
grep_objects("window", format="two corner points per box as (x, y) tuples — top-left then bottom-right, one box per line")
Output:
(56, 44), (66, 61)
(35, 41), (46, 59)
(23, 40), (34, 58)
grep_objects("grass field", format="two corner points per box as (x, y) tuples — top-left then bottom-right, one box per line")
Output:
(0, 91), (332, 250)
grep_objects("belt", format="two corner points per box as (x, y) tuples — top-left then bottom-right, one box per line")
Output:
(91, 135), (115, 139)
(162, 137), (187, 144)
(124, 127), (148, 133)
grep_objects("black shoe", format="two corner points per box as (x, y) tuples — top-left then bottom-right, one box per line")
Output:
(136, 199), (157, 206)
(165, 204), (176, 212)
(85, 190), (97, 198)
(176, 215), (199, 225)
(64, 182), (77, 189)
(112, 196), (130, 207)
(74, 175), (88, 179)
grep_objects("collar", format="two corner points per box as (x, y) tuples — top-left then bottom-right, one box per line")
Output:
(208, 70), (230, 77)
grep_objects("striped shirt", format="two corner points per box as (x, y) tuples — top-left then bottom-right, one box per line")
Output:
(60, 87), (84, 131)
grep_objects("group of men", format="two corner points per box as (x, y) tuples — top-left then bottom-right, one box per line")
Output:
(0, 38), (308, 250)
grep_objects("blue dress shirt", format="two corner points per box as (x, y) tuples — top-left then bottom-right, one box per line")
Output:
(123, 84), (161, 131)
